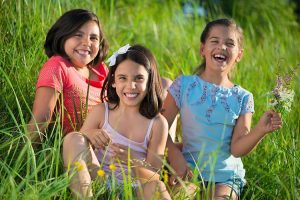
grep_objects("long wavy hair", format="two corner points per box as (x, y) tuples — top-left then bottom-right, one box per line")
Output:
(101, 45), (163, 119)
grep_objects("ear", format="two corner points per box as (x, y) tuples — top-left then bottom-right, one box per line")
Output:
(236, 48), (244, 62)
(200, 43), (205, 57)
(112, 82), (116, 88)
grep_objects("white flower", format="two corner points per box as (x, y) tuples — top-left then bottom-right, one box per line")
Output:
(278, 88), (294, 103)
(106, 44), (131, 66)
(269, 99), (278, 107)
(268, 71), (296, 114)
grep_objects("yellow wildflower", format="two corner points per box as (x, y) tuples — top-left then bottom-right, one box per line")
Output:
(154, 191), (160, 199)
(164, 147), (168, 157)
(163, 170), (169, 184)
(97, 169), (105, 177)
(74, 161), (84, 171)
(109, 163), (117, 171)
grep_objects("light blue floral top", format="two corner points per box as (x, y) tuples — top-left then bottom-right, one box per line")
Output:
(169, 75), (254, 183)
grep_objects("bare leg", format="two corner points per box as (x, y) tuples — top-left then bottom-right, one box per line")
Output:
(140, 180), (171, 200)
(202, 184), (238, 200)
(63, 132), (100, 199)
(161, 77), (178, 141)
(213, 184), (238, 200)
(170, 181), (198, 200)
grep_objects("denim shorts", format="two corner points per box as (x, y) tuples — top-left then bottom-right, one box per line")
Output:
(201, 176), (245, 197)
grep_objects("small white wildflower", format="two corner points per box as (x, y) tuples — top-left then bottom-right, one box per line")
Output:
(269, 99), (278, 107)
(268, 65), (297, 114)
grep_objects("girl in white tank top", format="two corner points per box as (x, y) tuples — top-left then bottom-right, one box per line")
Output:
(64, 44), (171, 199)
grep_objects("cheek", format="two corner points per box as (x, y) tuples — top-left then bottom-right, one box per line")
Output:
(143, 81), (150, 92)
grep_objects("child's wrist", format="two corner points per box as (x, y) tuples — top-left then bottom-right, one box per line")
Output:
(253, 126), (267, 137)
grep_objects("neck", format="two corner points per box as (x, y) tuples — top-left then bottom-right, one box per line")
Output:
(200, 71), (233, 88)
(115, 102), (141, 116)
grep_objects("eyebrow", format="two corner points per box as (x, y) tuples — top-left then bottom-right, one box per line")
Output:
(209, 36), (235, 42)
(116, 74), (126, 77)
(116, 73), (145, 77)
(75, 30), (99, 36)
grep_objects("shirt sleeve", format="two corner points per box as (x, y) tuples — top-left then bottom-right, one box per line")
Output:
(36, 59), (65, 93)
(241, 93), (254, 114)
(168, 75), (183, 108)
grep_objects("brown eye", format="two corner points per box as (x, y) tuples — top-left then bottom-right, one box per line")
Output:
(90, 36), (99, 41)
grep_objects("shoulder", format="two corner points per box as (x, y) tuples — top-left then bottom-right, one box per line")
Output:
(40, 55), (72, 75)
(173, 74), (195, 82)
(85, 103), (106, 127)
(232, 85), (255, 113)
(89, 102), (107, 116)
(152, 114), (168, 134)
(233, 84), (252, 96)
(43, 55), (69, 67)
(172, 75), (199, 88)
(148, 114), (168, 144)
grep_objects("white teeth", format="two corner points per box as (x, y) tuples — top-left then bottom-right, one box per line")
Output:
(214, 54), (226, 59)
(77, 50), (90, 55)
(125, 93), (138, 98)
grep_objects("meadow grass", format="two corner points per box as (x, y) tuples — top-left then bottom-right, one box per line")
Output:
(0, 0), (299, 199)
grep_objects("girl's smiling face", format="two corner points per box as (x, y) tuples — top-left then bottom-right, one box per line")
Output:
(64, 20), (100, 68)
(113, 59), (149, 108)
(200, 25), (243, 74)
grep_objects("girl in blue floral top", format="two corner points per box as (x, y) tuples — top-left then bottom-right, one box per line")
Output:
(162, 18), (282, 199)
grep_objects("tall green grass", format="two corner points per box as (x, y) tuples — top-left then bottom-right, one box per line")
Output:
(1, 0), (299, 199)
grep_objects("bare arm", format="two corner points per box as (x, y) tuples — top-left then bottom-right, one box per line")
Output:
(231, 110), (282, 157)
(80, 104), (110, 149)
(133, 115), (169, 183)
(27, 87), (59, 143)
(161, 92), (191, 184)
(161, 93), (180, 160)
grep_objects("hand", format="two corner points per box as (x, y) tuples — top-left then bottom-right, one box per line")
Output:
(168, 154), (193, 186)
(257, 110), (282, 134)
(82, 129), (111, 150)
(110, 143), (146, 165)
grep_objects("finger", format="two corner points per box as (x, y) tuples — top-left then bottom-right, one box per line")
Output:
(94, 137), (105, 149)
(112, 143), (127, 149)
(96, 130), (111, 146)
(110, 145), (125, 156)
(169, 175), (178, 186)
(271, 118), (282, 125)
(273, 125), (282, 130)
(98, 133), (111, 147)
(272, 120), (282, 126)
(186, 168), (193, 179)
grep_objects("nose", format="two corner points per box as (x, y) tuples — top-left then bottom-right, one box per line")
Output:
(128, 81), (136, 89)
(81, 36), (90, 46)
(220, 43), (226, 50)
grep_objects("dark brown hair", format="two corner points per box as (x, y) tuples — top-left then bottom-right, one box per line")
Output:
(101, 45), (163, 119)
(44, 9), (109, 65)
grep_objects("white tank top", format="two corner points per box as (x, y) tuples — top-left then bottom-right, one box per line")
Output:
(96, 102), (154, 184)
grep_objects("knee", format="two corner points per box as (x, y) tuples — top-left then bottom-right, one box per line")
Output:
(142, 180), (170, 200)
(62, 132), (91, 167)
(63, 132), (88, 148)
(146, 180), (167, 192)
